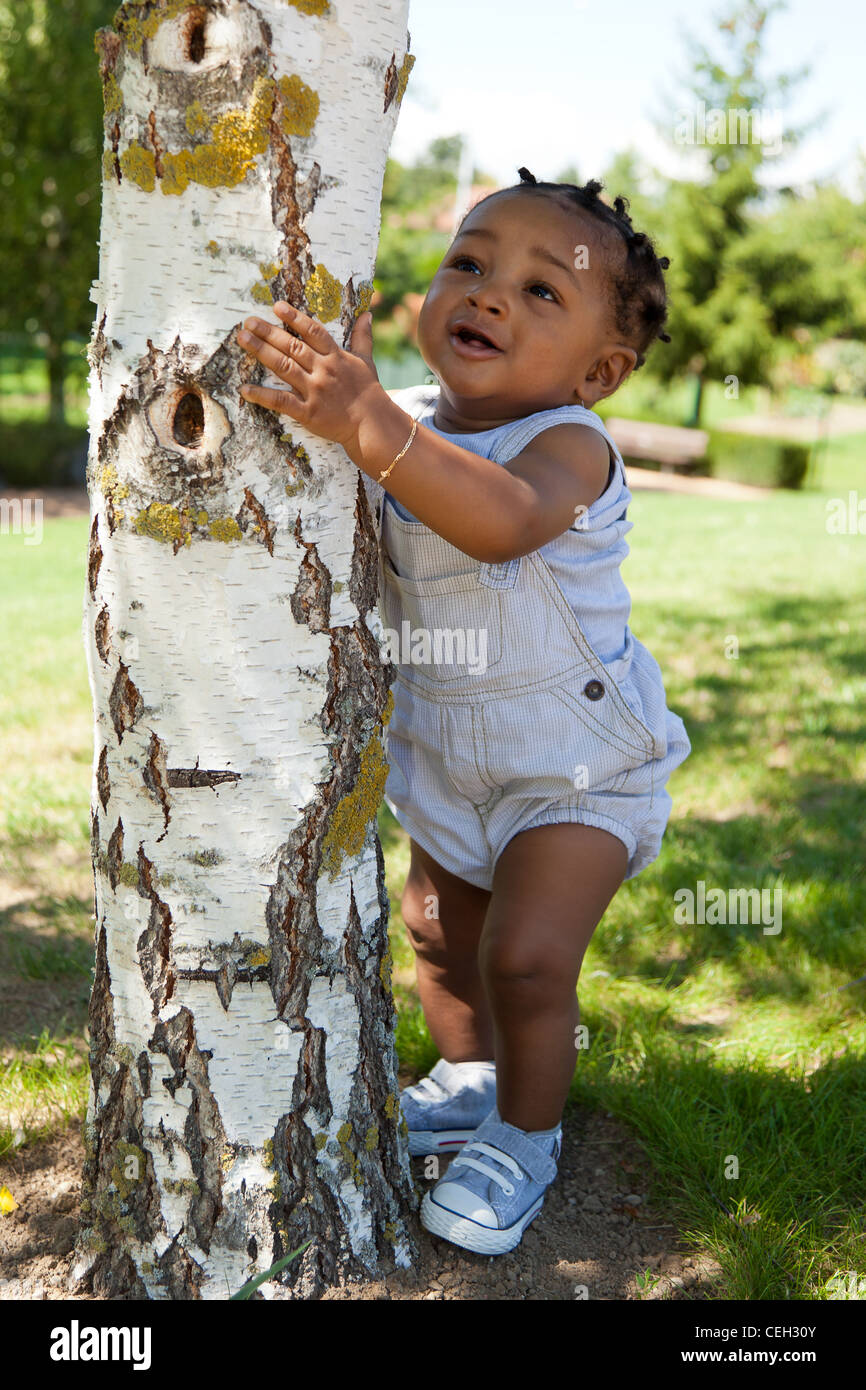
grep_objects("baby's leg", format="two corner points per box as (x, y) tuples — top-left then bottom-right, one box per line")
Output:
(479, 823), (628, 1132)
(401, 837), (494, 1061)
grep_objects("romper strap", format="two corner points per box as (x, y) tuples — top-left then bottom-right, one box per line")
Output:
(478, 557), (521, 589)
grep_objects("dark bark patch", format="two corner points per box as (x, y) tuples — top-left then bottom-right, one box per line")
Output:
(88, 312), (109, 394)
(242, 487), (275, 555)
(97, 745), (111, 812)
(290, 519), (331, 632)
(87, 919), (115, 1085)
(268, 106), (312, 309)
(148, 1007), (228, 1258)
(142, 731), (171, 840)
(270, 1111), (348, 1298)
(109, 662), (144, 742)
(184, 6), (208, 64)
(87, 515), (102, 597)
(106, 818), (124, 893)
(166, 764), (241, 788)
(146, 108), (165, 179)
(136, 847), (175, 1011)
(348, 472), (384, 620)
(383, 52), (399, 112)
(172, 391), (205, 446)
(95, 605), (111, 663)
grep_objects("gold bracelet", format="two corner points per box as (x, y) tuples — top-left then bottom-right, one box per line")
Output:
(378, 417), (418, 483)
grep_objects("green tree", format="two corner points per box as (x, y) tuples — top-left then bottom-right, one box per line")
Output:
(0, 0), (115, 424)
(652, 0), (816, 423)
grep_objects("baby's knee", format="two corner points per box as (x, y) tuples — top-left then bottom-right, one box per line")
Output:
(400, 881), (479, 969)
(479, 936), (577, 1005)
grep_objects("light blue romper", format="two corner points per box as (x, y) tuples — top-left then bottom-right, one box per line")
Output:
(364, 383), (692, 888)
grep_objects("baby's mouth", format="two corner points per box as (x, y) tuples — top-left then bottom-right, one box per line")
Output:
(449, 324), (504, 357)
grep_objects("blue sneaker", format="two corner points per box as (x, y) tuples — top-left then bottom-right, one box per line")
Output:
(400, 1058), (497, 1156)
(420, 1107), (561, 1254)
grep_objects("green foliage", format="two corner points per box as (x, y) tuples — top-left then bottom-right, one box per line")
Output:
(373, 136), (475, 357)
(373, 219), (448, 322)
(648, 1), (819, 409)
(0, 418), (85, 486)
(381, 134), (465, 210)
(812, 339), (866, 396)
(703, 427), (812, 488)
(0, 0), (116, 422)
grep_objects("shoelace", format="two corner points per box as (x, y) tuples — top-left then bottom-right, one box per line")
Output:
(448, 1140), (524, 1196)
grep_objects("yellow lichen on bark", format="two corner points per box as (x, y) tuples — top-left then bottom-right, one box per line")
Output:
(134, 503), (184, 543)
(159, 74), (275, 194)
(320, 730), (390, 880)
(286, 0), (331, 14)
(304, 263), (342, 322)
(207, 517), (242, 543)
(132, 504), (242, 544)
(119, 141), (157, 192)
(355, 280), (375, 315)
(184, 100), (211, 138)
(277, 73), (319, 137)
(100, 462), (129, 504)
(103, 73), (122, 117)
(397, 52), (415, 104)
(251, 261), (282, 304)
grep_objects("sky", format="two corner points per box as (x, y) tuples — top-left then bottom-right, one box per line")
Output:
(389, 0), (866, 197)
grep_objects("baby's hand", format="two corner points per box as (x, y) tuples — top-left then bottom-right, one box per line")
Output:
(236, 302), (386, 452)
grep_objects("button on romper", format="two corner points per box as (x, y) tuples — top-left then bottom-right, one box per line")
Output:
(363, 384), (692, 889)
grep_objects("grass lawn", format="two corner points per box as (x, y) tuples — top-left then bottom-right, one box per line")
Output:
(0, 413), (864, 1298)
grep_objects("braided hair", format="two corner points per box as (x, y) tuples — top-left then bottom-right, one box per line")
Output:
(464, 167), (671, 371)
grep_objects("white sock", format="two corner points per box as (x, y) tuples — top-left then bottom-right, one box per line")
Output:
(437, 1059), (496, 1093)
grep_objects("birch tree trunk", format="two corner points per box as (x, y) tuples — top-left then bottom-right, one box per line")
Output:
(71, 0), (417, 1301)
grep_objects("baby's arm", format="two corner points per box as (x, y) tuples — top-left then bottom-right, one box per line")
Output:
(349, 410), (611, 563)
(235, 302), (609, 562)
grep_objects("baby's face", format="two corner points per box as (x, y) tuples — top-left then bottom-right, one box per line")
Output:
(416, 190), (634, 422)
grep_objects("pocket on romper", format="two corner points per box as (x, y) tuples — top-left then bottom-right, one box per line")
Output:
(550, 674), (656, 790)
(381, 554), (503, 682)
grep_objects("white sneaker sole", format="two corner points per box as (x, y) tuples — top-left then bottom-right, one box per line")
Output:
(407, 1128), (474, 1156)
(420, 1190), (545, 1254)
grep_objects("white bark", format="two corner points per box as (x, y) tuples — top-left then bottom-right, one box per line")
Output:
(73, 0), (417, 1300)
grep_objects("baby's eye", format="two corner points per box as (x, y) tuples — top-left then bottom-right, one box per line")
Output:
(450, 257), (481, 273)
(528, 282), (557, 301)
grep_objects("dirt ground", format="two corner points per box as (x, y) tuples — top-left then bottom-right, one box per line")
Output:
(0, 1106), (721, 1302)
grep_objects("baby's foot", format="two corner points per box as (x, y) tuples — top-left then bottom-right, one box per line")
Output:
(400, 1058), (496, 1156)
(420, 1108), (561, 1254)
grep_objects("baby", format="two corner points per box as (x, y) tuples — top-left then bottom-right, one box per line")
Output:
(236, 167), (692, 1257)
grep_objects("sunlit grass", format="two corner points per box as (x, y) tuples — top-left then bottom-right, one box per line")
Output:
(0, 425), (864, 1296)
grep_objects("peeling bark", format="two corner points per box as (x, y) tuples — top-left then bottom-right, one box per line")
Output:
(75, 0), (418, 1301)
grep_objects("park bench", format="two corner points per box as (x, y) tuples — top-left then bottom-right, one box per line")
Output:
(604, 417), (709, 473)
